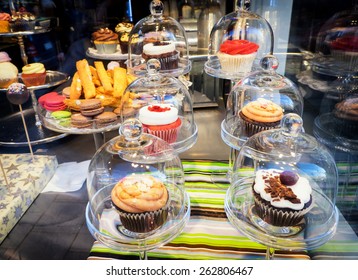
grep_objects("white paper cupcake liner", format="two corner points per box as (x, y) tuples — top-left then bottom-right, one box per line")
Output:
(217, 52), (257, 73)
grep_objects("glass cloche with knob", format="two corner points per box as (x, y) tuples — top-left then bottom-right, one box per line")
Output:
(226, 113), (339, 252)
(313, 3), (358, 76)
(118, 59), (197, 154)
(205, 0), (274, 81)
(127, 0), (191, 77)
(221, 55), (304, 150)
(86, 119), (190, 254)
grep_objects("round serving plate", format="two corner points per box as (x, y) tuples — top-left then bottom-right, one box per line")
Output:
(86, 182), (190, 252)
(225, 176), (339, 251)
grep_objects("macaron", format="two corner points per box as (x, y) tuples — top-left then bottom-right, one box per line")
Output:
(71, 113), (93, 128)
(94, 111), (118, 128)
(39, 92), (67, 111)
(79, 99), (104, 116)
(61, 87), (71, 99)
(51, 110), (72, 127)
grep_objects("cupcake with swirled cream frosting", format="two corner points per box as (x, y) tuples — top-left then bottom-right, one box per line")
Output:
(21, 63), (46, 87)
(111, 175), (169, 233)
(252, 169), (313, 227)
(217, 39), (259, 73)
(239, 98), (283, 137)
(92, 27), (119, 54)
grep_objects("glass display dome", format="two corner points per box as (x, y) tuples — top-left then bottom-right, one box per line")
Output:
(221, 55), (304, 150)
(119, 59), (197, 154)
(226, 114), (339, 254)
(86, 119), (190, 257)
(127, 0), (191, 77)
(205, 0), (274, 81)
(313, 4), (358, 76)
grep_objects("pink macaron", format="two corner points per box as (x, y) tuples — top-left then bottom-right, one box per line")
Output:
(39, 92), (67, 111)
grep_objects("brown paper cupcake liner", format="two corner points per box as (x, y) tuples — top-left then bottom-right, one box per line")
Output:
(253, 191), (312, 227)
(114, 204), (169, 233)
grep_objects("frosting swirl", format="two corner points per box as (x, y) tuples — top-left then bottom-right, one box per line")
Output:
(0, 13), (11, 21)
(241, 98), (283, 123)
(92, 28), (118, 42)
(111, 175), (168, 213)
(219, 39), (259, 55)
(22, 63), (45, 74)
(253, 169), (312, 210)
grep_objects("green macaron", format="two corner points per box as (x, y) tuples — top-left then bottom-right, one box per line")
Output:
(51, 110), (72, 127)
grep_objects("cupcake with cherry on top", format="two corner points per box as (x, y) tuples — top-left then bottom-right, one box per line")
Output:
(138, 104), (181, 144)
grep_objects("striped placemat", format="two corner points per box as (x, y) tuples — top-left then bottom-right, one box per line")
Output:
(88, 160), (358, 260)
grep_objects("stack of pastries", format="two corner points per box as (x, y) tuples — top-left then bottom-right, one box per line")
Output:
(39, 59), (139, 129)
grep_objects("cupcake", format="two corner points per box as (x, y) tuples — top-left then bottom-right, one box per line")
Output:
(142, 41), (179, 70)
(21, 63), (46, 86)
(114, 22), (133, 38)
(216, 39), (259, 73)
(119, 32), (129, 54)
(252, 169), (313, 227)
(0, 12), (11, 33)
(92, 27), (119, 54)
(239, 98), (284, 137)
(333, 97), (358, 137)
(138, 104), (181, 143)
(0, 52), (18, 88)
(330, 35), (358, 71)
(111, 175), (169, 233)
(9, 11), (36, 32)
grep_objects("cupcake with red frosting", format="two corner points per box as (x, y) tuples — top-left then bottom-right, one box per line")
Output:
(138, 104), (181, 143)
(217, 39), (259, 73)
(330, 35), (358, 71)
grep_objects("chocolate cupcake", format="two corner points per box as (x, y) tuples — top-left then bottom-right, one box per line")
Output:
(142, 41), (179, 70)
(111, 175), (169, 233)
(239, 98), (284, 137)
(252, 169), (313, 227)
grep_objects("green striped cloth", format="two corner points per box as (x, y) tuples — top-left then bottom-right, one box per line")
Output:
(88, 160), (358, 260)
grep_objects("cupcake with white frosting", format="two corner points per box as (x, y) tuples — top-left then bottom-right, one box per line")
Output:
(142, 41), (179, 70)
(252, 169), (313, 227)
(138, 104), (181, 143)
